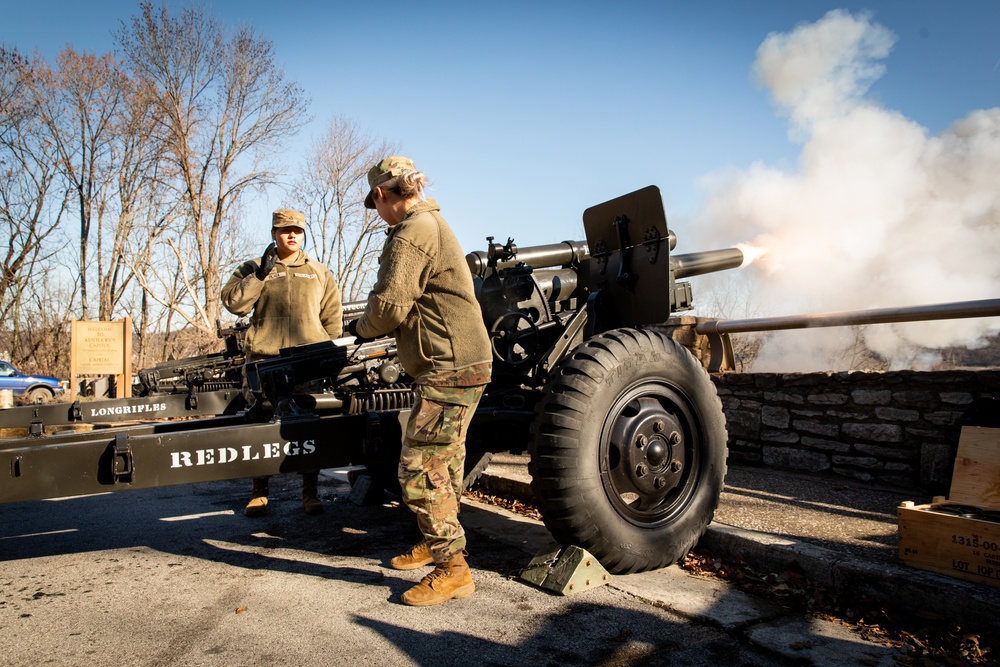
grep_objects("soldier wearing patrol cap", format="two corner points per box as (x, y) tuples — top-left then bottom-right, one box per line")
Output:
(222, 208), (343, 517)
(348, 156), (492, 607)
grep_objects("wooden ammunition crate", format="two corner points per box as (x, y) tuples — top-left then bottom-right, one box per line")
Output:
(898, 426), (1000, 587)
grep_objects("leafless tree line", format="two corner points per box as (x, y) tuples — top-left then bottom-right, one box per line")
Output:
(694, 272), (893, 372)
(0, 2), (391, 378)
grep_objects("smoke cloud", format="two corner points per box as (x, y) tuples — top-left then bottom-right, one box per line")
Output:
(694, 10), (1000, 371)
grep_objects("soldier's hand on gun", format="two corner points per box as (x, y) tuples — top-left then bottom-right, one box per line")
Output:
(347, 318), (376, 343)
(255, 243), (278, 280)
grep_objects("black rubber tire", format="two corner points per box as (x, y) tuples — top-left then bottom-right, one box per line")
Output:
(26, 387), (53, 404)
(529, 328), (728, 574)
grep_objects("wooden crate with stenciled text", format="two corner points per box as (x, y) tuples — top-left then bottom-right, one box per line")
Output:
(898, 426), (1000, 587)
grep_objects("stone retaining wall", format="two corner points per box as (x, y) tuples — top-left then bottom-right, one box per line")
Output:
(712, 370), (1000, 493)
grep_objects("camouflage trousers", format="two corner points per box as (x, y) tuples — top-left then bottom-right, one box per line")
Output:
(398, 382), (486, 563)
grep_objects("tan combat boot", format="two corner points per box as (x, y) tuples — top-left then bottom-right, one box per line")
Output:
(401, 551), (474, 607)
(301, 471), (324, 515)
(244, 477), (269, 517)
(390, 541), (433, 570)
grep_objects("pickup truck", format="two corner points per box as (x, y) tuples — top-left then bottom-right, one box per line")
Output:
(0, 361), (66, 403)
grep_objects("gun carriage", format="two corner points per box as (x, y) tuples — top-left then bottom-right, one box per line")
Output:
(1, 185), (746, 574)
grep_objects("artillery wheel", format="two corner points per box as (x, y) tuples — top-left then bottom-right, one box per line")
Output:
(529, 328), (728, 574)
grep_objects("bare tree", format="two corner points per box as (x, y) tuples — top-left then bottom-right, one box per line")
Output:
(98, 73), (178, 323)
(693, 271), (765, 371)
(116, 2), (310, 343)
(292, 115), (398, 302)
(0, 48), (70, 353)
(9, 273), (76, 378)
(22, 48), (126, 321)
(839, 326), (890, 371)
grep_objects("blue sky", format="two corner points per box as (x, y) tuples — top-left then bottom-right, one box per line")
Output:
(5, 1), (997, 248)
(4, 1), (1000, 369)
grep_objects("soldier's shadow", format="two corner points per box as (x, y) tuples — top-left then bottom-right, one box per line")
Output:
(0, 474), (430, 598)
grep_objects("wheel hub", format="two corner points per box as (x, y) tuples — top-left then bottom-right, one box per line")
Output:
(645, 440), (668, 468)
(611, 396), (686, 505)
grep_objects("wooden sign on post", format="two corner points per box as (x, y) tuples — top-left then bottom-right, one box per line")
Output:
(70, 318), (132, 400)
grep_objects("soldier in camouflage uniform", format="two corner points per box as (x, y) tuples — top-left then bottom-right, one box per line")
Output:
(348, 157), (492, 607)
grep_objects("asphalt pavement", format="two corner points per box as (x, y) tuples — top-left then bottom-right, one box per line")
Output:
(4, 463), (987, 667)
(479, 453), (1000, 641)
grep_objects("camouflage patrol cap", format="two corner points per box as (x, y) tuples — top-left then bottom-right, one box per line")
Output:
(272, 208), (306, 228)
(364, 156), (416, 209)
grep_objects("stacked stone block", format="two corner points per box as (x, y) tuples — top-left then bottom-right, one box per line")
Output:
(713, 370), (1000, 492)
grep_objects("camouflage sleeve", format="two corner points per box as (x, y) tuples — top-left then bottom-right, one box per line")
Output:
(220, 261), (265, 317)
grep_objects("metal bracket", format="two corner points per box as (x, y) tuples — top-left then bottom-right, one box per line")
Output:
(583, 289), (605, 341)
(592, 239), (609, 276)
(111, 434), (134, 484)
(186, 392), (199, 411)
(704, 330), (736, 373)
(486, 235), (518, 270)
(71, 400), (83, 422)
(536, 308), (588, 375)
(519, 542), (611, 595)
(642, 226), (661, 264)
(612, 214), (633, 289)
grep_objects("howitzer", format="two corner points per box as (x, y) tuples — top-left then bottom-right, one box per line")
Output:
(134, 352), (243, 396)
(133, 319), (248, 395)
(245, 338), (411, 416)
(1, 185), (746, 575)
(0, 321), (250, 433)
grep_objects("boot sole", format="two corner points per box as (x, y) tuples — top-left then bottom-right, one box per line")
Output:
(401, 583), (475, 607)
(390, 558), (434, 571)
(244, 500), (268, 517)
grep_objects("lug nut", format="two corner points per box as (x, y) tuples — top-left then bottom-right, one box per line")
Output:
(653, 476), (665, 489)
(635, 464), (648, 477)
(668, 431), (681, 445)
(653, 420), (664, 432)
(636, 434), (647, 448)
(670, 459), (682, 473)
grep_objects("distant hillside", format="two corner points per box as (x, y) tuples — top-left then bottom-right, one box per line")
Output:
(934, 332), (1000, 369)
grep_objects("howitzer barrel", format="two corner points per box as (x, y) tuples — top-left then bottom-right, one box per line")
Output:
(532, 268), (580, 302)
(695, 298), (1000, 335)
(672, 248), (745, 280)
(346, 240), (744, 322)
(466, 236), (741, 281)
(466, 240), (590, 278)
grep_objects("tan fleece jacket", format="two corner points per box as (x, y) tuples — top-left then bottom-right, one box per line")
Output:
(355, 199), (492, 379)
(221, 249), (343, 358)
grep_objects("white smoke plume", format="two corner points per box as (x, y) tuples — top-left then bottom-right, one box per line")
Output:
(694, 9), (1000, 372)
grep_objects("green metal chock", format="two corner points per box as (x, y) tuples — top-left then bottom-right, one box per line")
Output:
(519, 542), (611, 595)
